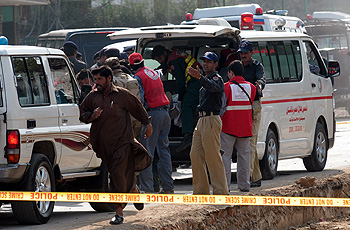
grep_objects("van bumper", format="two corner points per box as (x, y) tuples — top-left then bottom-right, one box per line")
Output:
(0, 163), (29, 183)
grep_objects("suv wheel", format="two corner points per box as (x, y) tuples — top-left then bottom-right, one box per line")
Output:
(11, 154), (55, 224)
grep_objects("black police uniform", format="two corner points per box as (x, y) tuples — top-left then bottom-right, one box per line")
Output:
(198, 71), (224, 114)
(242, 58), (265, 186)
(69, 57), (87, 75)
(190, 71), (228, 195)
(242, 59), (266, 100)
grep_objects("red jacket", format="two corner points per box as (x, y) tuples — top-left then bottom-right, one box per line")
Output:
(221, 76), (256, 137)
(136, 67), (169, 108)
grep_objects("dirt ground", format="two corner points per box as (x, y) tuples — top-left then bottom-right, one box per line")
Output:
(291, 214), (350, 230)
(109, 173), (350, 230)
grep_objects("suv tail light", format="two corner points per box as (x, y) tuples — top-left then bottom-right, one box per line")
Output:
(241, 13), (254, 30)
(6, 130), (20, 164)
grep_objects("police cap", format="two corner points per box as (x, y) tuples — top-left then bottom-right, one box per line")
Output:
(105, 48), (120, 58)
(237, 40), (253, 53)
(63, 41), (78, 50)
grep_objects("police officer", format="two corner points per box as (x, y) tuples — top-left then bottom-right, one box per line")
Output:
(187, 52), (228, 195)
(152, 45), (201, 152)
(90, 48), (108, 70)
(63, 41), (87, 75)
(238, 40), (266, 188)
(123, 45), (135, 57)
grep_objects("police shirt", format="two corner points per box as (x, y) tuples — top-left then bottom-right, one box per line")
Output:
(198, 71), (224, 114)
(69, 57), (87, 75)
(243, 59), (266, 100)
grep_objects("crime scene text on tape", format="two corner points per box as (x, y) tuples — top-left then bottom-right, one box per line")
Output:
(1, 191), (350, 207)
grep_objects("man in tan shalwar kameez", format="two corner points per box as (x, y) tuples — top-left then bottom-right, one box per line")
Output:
(79, 65), (153, 225)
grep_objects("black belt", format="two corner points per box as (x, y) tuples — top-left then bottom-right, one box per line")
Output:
(198, 111), (220, 117)
(147, 106), (168, 112)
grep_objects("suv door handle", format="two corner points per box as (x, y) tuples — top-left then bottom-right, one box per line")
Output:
(62, 118), (68, 124)
(311, 83), (316, 88)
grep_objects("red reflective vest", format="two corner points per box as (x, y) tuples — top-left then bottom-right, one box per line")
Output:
(167, 48), (200, 83)
(136, 66), (169, 109)
(221, 76), (256, 137)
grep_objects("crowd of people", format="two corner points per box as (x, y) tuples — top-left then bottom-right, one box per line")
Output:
(63, 39), (266, 225)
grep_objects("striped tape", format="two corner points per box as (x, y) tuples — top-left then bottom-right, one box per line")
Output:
(1, 191), (350, 207)
(336, 121), (350, 125)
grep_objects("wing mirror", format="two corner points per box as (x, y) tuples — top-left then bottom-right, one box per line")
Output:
(327, 60), (340, 77)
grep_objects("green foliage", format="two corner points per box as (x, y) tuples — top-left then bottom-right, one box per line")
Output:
(18, 0), (350, 45)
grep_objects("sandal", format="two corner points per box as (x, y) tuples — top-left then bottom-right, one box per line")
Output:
(110, 214), (124, 225)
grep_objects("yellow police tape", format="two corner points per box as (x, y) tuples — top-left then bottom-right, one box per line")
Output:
(336, 121), (350, 125)
(1, 191), (350, 207)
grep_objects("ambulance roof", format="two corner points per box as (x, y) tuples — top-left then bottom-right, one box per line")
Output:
(240, 30), (311, 40)
(193, 3), (261, 19)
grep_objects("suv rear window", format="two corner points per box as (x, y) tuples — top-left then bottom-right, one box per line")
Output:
(12, 56), (50, 106)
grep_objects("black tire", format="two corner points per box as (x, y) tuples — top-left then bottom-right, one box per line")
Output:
(260, 129), (279, 180)
(89, 164), (118, 212)
(303, 123), (328, 172)
(11, 154), (55, 224)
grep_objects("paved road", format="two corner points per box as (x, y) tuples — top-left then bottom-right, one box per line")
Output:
(1, 119), (350, 229)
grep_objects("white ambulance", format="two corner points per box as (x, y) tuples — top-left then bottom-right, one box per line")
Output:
(181, 3), (307, 33)
(109, 24), (339, 180)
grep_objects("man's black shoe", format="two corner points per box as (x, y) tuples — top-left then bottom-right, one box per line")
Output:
(153, 185), (160, 193)
(110, 214), (124, 225)
(239, 188), (249, 192)
(133, 185), (144, 211)
(250, 180), (261, 187)
(176, 134), (192, 152)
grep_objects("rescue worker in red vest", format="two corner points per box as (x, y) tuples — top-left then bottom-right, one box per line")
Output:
(129, 53), (174, 194)
(221, 60), (256, 192)
(152, 45), (201, 152)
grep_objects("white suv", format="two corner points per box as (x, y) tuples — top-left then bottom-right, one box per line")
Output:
(0, 46), (115, 224)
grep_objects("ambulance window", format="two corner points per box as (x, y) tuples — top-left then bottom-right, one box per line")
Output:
(48, 58), (79, 104)
(258, 42), (274, 82)
(251, 42), (262, 63)
(285, 42), (298, 81)
(267, 42), (280, 82)
(12, 56), (50, 106)
(292, 41), (302, 79)
(276, 41), (291, 82)
(254, 25), (264, 31)
(228, 20), (239, 28)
